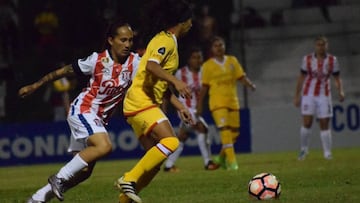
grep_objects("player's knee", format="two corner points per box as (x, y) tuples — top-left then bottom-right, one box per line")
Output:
(97, 141), (112, 156)
(160, 136), (179, 152)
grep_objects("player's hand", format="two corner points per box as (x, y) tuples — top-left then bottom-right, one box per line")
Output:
(293, 96), (301, 107)
(179, 108), (194, 126)
(339, 91), (345, 102)
(174, 80), (192, 99)
(250, 83), (256, 91)
(18, 83), (40, 98)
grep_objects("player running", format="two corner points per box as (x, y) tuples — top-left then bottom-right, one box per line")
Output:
(21, 20), (140, 202)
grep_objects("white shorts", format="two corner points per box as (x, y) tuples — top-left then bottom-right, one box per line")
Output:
(178, 108), (208, 131)
(67, 113), (107, 152)
(301, 95), (333, 118)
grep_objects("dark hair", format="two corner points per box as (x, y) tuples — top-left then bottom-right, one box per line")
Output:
(139, 0), (193, 44)
(210, 36), (225, 46)
(186, 46), (202, 60)
(103, 19), (131, 50)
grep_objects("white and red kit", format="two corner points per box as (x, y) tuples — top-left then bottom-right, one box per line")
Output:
(175, 66), (208, 129)
(67, 50), (140, 151)
(300, 53), (340, 118)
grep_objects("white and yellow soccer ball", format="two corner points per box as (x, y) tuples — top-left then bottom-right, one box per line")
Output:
(248, 172), (281, 200)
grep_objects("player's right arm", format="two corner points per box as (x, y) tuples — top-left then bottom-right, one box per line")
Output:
(146, 61), (191, 99)
(18, 64), (75, 98)
(293, 73), (306, 108)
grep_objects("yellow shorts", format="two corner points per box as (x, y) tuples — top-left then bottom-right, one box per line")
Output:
(211, 108), (240, 128)
(126, 106), (168, 138)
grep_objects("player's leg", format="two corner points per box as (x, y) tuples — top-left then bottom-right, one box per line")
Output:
(195, 117), (218, 170)
(317, 96), (333, 159)
(298, 96), (315, 160)
(29, 138), (97, 202)
(164, 123), (188, 172)
(117, 107), (179, 203)
(212, 108), (237, 170)
(48, 113), (111, 201)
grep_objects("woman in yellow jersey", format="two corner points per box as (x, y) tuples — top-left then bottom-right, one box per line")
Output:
(197, 36), (256, 170)
(115, 1), (193, 202)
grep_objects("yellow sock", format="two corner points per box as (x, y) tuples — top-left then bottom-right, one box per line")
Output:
(231, 130), (239, 143)
(220, 130), (236, 163)
(124, 137), (179, 182)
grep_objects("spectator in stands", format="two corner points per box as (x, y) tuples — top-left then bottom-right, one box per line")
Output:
(20, 20), (139, 202)
(195, 4), (218, 58)
(294, 35), (344, 161)
(196, 36), (256, 170)
(0, 0), (19, 64)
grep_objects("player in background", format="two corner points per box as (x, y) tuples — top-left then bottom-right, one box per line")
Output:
(163, 46), (219, 172)
(20, 20), (140, 203)
(294, 35), (345, 160)
(196, 36), (256, 170)
(114, 1), (193, 202)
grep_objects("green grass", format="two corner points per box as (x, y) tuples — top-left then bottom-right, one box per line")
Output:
(1, 148), (360, 203)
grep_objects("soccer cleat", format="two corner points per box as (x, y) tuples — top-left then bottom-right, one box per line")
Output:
(297, 150), (307, 161)
(115, 176), (142, 203)
(226, 162), (239, 171)
(324, 154), (333, 160)
(163, 165), (180, 173)
(213, 155), (226, 169)
(26, 197), (45, 203)
(48, 174), (66, 201)
(205, 160), (220, 170)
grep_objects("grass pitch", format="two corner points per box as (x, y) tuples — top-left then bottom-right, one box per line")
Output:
(1, 147), (359, 203)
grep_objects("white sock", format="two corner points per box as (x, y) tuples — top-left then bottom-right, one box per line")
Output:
(300, 126), (311, 152)
(57, 154), (88, 180)
(32, 184), (54, 202)
(164, 142), (184, 168)
(320, 130), (332, 157)
(197, 133), (211, 165)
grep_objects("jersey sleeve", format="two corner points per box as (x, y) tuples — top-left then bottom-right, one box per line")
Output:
(131, 53), (141, 79)
(147, 36), (175, 69)
(72, 52), (98, 76)
(231, 56), (245, 79)
(174, 68), (182, 80)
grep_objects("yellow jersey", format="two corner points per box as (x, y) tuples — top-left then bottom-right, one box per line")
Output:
(124, 31), (179, 114)
(201, 55), (245, 111)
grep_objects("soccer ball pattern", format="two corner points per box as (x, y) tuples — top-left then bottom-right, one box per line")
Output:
(248, 173), (281, 200)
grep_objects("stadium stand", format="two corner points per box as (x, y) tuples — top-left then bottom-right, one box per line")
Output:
(230, 0), (360, 107)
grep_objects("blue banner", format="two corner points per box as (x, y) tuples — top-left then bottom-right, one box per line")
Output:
(0, 109), (251, 167)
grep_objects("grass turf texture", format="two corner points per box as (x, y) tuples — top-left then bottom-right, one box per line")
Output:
(1, 147), (359, 203)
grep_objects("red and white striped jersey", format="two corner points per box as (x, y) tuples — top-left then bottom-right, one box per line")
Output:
(71, 50), (140, 123)
(175, 66), (201, 110)
(300, 53), (340, 97)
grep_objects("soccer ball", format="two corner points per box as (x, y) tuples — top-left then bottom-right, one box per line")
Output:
(248, 173), (281, 200)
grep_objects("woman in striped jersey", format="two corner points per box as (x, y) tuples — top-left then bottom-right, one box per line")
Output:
(19, 20), (140, 203)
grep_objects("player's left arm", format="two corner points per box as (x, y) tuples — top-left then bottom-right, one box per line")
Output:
(169, 93), (194, 125)
(238, 75), (256, 91)
(332, 57), (344, 102)
(333, 74), (345, 102)
(233, 56), (256, 91)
